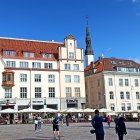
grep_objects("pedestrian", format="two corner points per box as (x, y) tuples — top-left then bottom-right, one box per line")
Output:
(52, 114), (60, 140)
(114, 114), (119, 126)
(65, 114), (69, 126)
(38, 115), (42, 131)
(91, 109), (105, 140)
(34, 116), (38, 132)
(107, 115), (111, 128)
(115, 117), (127, 140)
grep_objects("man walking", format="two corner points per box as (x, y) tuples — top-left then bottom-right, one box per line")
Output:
(52, 114), (60, 140)
(92, 109), (105, 140)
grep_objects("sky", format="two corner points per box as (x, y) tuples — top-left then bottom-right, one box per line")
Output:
(0, 0), (140, 63)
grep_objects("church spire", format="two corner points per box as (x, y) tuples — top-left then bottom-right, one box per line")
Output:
(85, 17), (94, 55)
(85, 17), (94, 66)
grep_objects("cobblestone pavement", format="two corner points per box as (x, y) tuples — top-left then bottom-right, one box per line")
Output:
(0, 122), (140, 140)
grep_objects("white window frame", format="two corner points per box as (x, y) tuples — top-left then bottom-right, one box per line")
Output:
(35, 87), (41, 98)
(65, 75), (71, 83)
(74, 75), (80, 83)
(34, 74), (41, 82)
(20, 74), (27, 82)
(32, 62), (41, 68)
(48, 87), (55, 98)
(75, 87), (80, 97)
(73, 64), (79, 70)
(5, 87), (12, 98)
(20, 61), (29, 68)
(20, 87), (27, 98)
(48, 75), (55, 83)
(66, 87), (72, 97)
(65, 64), (71, 70)
(44, 63), (53, 69)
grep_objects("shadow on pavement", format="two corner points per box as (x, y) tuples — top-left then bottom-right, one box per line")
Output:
(127, 127), (140, 131)
(16, 137), (54, 140)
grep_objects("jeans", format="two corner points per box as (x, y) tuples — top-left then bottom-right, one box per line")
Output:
(38, 122), (42, 130)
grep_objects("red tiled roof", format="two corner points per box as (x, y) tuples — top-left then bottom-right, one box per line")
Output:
(0, 37), (64, 60)
(85, 58), (140, 73)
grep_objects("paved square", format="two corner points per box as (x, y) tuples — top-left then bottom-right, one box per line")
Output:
(0, 122), (140, 140)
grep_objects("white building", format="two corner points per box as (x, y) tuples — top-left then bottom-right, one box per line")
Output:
(0, 35), (85, 111)
(85, 57), (140, 112)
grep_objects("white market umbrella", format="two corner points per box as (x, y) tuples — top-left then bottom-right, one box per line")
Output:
(76, 109), (84, 113)
(0, 108), (19, 113)
(19, 108), (38, 113)
(99, 108), (112, 113)
(39, 108), (58, 113)
(60, 109), (67, 113)
(66, 108), (78, 113)
(83, 108), (95, 113)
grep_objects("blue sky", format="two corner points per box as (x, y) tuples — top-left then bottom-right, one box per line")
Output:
(0, 0), (140, 63)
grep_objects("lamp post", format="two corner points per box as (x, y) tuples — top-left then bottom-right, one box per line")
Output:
(44, 97), (46, 108)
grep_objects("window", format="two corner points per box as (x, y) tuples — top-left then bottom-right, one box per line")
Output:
(24, 52), (34, 57)
(65, 64), (71, 70)
(49, 87), (55, 98)
(65, 75), (71, 83)
(75, 87), (80, 97)
(69, 52), (74, 59)
(137, 103), (140, 110)
(34, 74), (41, 82)
(108, 78), (113, 86)
(120, 92), (124, 99)
(20, 74), (27, 82)
(6, 61), (16, 67)
(66, 87), (72, 97)
(5, 87), (12, 98)
(20, 62), (29, 68)
(48, 75), (55, 83)
(134, 79), (139, 87)
(35, 87), (41, 98)
(109, 91), (114, 99)
(121, 103), (125, 111)
(125, 79), (129, 86)
(127, 103), (131, 111)
(4, 50), (15, 56)
(126, 92), (130, 99)
(110, 104), (115, 111)
(119, 79), (123, 86)
(136, 92), (140, 99)
(44, 63), (53, 69)
(74, 75), (80, 83)
(32, 62), (41, 68)
(73, 64), (79, 70)
(20, 87), (27, 98)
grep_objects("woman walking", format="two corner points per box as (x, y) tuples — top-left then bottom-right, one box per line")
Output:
(115, 117), (127, 140)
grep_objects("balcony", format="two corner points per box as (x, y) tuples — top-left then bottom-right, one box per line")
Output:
(2, 70), (15, 87)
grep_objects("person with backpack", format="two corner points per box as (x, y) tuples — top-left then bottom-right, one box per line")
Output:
(115, 117), (127, 140)
(91, 109), (105, 140)
(52, 113), (60, 140)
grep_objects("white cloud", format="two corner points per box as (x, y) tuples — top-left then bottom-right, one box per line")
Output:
(132, 0), (140, 3)
(132, 57), (140, 63)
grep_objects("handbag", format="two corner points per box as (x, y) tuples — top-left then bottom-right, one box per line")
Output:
(90, 129), (95, 134)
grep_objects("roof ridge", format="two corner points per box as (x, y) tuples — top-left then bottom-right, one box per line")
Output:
(0, 37), (64, 44)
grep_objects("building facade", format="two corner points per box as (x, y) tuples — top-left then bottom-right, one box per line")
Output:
(0, 35), (86, 111)
(85, 57), (140, 112)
